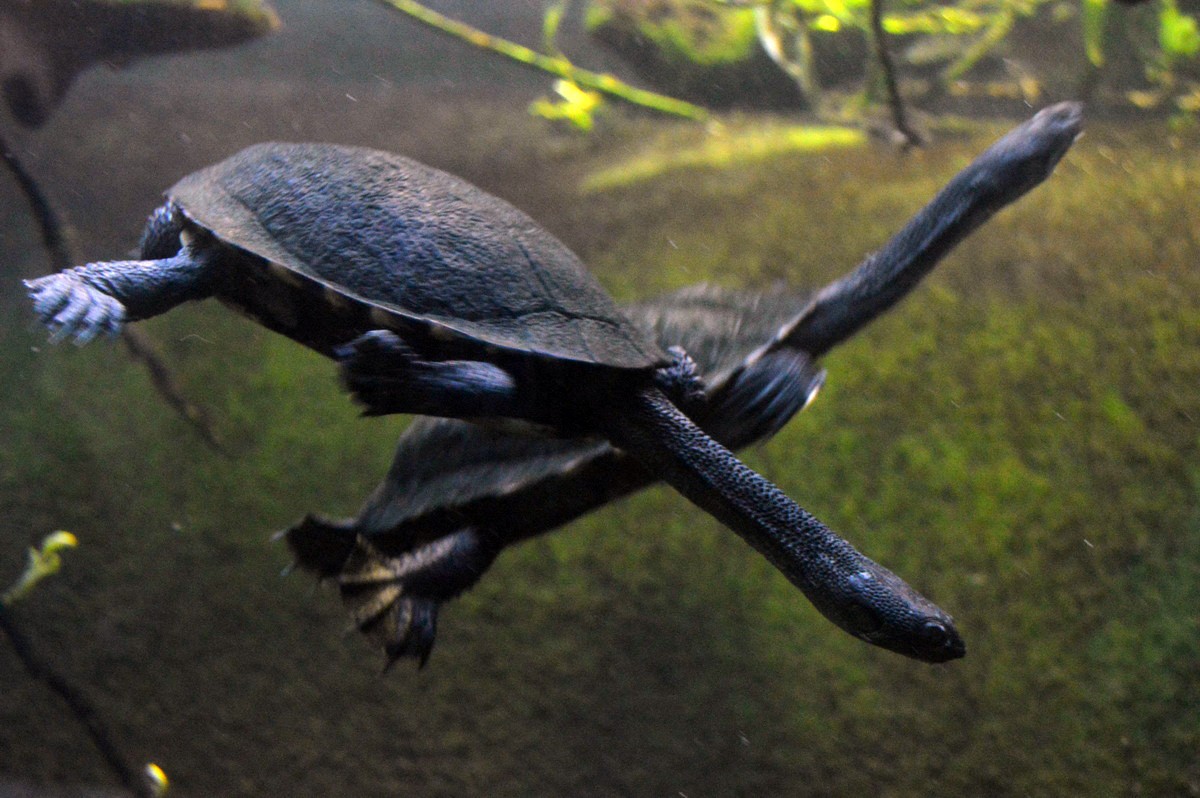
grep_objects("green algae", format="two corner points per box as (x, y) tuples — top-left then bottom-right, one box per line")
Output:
(582, 0), (800, 108)
(580, 121), (866, 191)
(584, 1), (761, 67)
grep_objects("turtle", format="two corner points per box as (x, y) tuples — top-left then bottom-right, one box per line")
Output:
(23, 102), (1076, 664)
(24, 139), (966, 663)
(282, 101), (1084, 667)
(0, 0), (279, 128)
(286, 285), (831, 666)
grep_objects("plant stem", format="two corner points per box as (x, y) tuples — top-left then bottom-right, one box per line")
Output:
(941, 6), (1014, 83)
(372, 0), (709, 120)
(870, 0), (923, 147)
(0, 603), (154, 797)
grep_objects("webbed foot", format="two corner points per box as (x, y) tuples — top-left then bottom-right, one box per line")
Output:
(703, 349), (825, 448)
(337, 329), (519, 420)
(25, 271), (126, 344)
(345, 587), (440, 670)
(283, 518), (500, 670)
(335, 329), (421, 415)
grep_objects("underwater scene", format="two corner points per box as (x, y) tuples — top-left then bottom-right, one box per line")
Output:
(1, 0), (1199, 795)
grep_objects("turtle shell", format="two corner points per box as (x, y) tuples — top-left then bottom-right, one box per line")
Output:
(624, 283), (816, 388)
(168, 142), (666, 370)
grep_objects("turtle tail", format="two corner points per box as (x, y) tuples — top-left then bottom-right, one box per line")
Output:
(280, 514), (359, 578)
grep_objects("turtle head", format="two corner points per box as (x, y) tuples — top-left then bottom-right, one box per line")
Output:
(967, 101), (1083, 208)
(815, 559), (966, 663)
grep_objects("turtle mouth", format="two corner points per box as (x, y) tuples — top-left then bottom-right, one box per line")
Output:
(907, 620), (966, 663)
(853, 618), (966, 663)
(918, 634), (967, 663)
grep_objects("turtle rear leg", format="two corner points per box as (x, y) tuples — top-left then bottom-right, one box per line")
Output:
(24, 201), (216, 344)
(283, 518), (501, 668)
(347, 529), (501, 669)
(701, 349), (826, 449)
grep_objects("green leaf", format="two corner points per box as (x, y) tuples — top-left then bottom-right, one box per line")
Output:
(2, 531), (78, 605)
(1081, 0), (1108, 67)
(1160, 1), (1200, 62)
(543, 2), (565, 54)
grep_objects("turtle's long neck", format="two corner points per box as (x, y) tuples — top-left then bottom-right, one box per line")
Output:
(791, 102), (1082, 357)
(594, 385), (964, 663)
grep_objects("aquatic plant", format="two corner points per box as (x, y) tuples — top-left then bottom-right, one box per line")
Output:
(589, 0), (764, 67)
(373, 0), (708, 120)
(1091, 0), (1200, 115)
(530, 79), (607, 131)
(1, 533), (168, 797)
(589, 0), (921, 137)
(600, 0), (1200, 118)
(580, 120), (867, 189)
(1, 531), (77, 606)
(773, 0), (1200, 111)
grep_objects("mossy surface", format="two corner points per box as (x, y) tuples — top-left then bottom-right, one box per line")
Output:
(585, 0), (760, 67)
(1, 71), (1198, 796)
(584, 0), (803, 108)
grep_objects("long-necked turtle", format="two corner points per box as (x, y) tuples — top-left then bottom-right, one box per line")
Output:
(282, 102), (1083, 666)
(23, 102), (1076, 664)
(288, 285), (830, 665)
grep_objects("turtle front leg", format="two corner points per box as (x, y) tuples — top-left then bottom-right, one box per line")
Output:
(338, 329), (535, 421)
(24, 202), (215, 344)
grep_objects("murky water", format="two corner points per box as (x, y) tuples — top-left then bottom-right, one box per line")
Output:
(1, 1), (1198, 796)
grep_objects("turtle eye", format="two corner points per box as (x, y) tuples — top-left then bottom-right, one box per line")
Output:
(919, 620), (949, 646)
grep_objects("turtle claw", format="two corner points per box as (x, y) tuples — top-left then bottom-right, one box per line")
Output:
(341, 571), (442, 669)
(25, 272), (126, 344)
(371, 596), (439, 670)
(284, 519), (497, 669)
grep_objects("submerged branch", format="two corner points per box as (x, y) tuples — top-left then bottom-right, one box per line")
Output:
(372, 0), (709, 120)
(0, 603), (155, 797)
(120, 326), (226, 453)
(0, 132), (74, 267)
(1, 129), (225, 453)
(870, 0), (923, 148)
